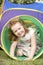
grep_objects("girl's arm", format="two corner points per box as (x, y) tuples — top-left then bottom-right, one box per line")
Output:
(10, 41), (17, 57)
(29, 32), (36, 59)
(25, 28), (36, 60)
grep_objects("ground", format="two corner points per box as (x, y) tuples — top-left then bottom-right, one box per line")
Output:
(0, 49), (43, 65)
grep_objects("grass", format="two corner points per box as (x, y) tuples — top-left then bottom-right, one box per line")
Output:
(0, 49), (43, 65)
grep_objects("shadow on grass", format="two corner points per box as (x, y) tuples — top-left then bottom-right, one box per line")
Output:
(0, 50), (43, 65)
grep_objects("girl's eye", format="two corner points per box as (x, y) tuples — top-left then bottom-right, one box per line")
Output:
(14, 27), (21, 33)
(18, 28), (21, 30)
(14, 30), (17, 33)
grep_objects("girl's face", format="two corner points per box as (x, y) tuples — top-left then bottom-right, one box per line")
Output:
(11, 22), (25, 37)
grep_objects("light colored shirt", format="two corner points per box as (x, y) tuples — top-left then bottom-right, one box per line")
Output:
(17, 27), (42, 56)
(17, 27), (35, 56)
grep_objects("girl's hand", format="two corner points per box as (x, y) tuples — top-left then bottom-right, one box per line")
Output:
(10, 41), (17, 57)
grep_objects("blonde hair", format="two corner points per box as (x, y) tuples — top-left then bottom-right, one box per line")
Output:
(8, 17), (28, 42)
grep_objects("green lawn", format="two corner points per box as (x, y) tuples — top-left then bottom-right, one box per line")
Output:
(0, 49), (43, 65)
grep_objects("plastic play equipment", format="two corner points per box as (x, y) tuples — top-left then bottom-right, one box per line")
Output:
(1, 15), (43, 61)
(3, 0), (43, 12)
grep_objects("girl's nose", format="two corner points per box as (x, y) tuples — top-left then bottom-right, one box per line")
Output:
(17, 30), (21, 34)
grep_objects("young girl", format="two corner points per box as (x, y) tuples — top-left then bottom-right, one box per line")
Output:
(9, 17), (36, 60)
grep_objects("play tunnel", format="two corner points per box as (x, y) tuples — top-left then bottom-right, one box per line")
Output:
(1, 15), (43, 61)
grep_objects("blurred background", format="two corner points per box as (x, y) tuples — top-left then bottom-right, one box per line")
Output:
(0, 0), (4, 17)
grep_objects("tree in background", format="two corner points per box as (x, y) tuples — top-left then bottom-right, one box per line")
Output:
(0, 0), (3, 7)
(9, 0), (36, 4)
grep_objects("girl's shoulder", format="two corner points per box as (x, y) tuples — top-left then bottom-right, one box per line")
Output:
(27, 27), (36, 36)
(27, 27), (34, 31)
